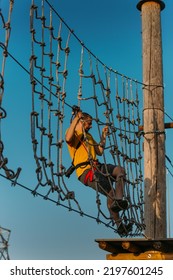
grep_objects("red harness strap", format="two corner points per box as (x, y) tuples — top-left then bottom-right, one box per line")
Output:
(84, 169), (94, 184)
(84, 161), (100, 184)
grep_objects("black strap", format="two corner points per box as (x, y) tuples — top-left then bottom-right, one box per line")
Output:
(74, 161), (90, 170)
(75, 134), (84, 150)
(65, 160), (90, 178)
(65, 134), (88, 178)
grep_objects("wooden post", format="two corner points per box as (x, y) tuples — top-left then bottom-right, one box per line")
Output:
(137, 1), (166, 238)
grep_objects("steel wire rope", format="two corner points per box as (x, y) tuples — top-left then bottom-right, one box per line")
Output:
(164, 111), (173, 122)
(0, 172), (116, 231)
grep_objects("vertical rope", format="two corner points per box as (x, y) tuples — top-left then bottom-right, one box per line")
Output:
(0, 0), (21, 182)
(29, 0), (83, 214)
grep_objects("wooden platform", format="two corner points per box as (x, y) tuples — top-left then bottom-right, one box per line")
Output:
(95, 238), (173, 260)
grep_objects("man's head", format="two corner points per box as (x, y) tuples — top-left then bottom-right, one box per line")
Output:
(81, 112), (92, 132)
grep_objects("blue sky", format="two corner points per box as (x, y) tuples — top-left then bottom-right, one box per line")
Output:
(0, 0), (173, 260)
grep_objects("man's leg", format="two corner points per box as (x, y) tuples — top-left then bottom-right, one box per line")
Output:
(107, 188), (120, 225)
(112, 165), (126, 199)
(109, 165), (129, 212)
(108, 166), (133, 236)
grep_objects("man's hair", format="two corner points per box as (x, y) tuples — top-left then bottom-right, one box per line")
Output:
(82, 112), (92, 120)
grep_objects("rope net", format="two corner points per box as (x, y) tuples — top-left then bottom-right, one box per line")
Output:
(29, 0), (145, 236)
(0, 0), (21, 184)
(0, 0), (145, 237)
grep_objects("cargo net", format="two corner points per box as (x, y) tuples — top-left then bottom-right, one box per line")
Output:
(29, 0), (145, 237)
(0, 226), (11, 260)
(0, 0), (145, 237)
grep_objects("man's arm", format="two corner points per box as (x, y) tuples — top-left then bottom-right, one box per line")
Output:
(65, 111), (82, 144)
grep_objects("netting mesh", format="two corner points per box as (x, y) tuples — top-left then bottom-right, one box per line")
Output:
(0, 0), (146, 237)
(29, 0), (145, 236)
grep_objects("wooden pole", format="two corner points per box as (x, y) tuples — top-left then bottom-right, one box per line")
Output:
(137, 1), (166, 239)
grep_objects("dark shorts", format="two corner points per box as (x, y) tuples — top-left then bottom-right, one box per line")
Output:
(79, 163), (115, 196)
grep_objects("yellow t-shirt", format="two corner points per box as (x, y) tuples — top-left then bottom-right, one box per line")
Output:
(66, 131), (98, 178)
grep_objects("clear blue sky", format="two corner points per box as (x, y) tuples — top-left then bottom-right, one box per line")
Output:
(0, 0), (173, 260)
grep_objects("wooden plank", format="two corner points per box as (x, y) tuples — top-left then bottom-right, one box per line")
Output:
(106, 251), (173, 260)
(139, 122), (173, 131)
(95, 238), (173, 253)
(121, 241), (141, 253)
(98, 241), (119, 254)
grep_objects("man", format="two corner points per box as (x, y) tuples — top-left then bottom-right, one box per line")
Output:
(65, 110), (132, 236)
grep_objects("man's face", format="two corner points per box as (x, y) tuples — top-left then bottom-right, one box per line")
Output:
(83, 117), (92, 132)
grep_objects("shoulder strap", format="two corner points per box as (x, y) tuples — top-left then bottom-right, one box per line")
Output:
(75, 134), (84, 149)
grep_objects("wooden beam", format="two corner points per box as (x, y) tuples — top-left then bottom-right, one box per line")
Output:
(121, 241), (141, 253)
(96, 238), (173, 260)
(107, 251), (173, 260)
(138, 122), (173, 131)
(98, 241), (118, 254)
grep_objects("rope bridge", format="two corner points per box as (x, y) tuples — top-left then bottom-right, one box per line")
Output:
(1, 0), (145, 237)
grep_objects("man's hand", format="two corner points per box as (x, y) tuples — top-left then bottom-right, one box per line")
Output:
(102, 125), (109, 138)
(76, 110), (83, 120)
